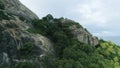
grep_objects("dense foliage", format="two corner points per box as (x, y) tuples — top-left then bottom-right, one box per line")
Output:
(0, 1), (10, 20)
(19, 42), (37, 59)
(0, 11), (9, 20)
(27, 15), (120, 68)
(1, 14), (120, 68)
(0, 1), (5, 10)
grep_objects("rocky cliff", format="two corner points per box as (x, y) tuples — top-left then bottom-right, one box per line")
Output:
(0, 0), (99, 67)
(0, 0), (53, 67)
(60, 18), (99, 46)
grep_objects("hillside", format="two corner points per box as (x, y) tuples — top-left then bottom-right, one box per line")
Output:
(0, 0), (120, 68)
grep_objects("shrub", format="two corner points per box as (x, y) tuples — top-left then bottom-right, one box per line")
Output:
(19, 42), (36, 59)
(0, 11), (9, 20)
(14, 62), (35, 68)
(0, 1), (5, 9)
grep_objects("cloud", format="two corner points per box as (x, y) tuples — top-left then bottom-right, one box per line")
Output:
(20, 0), (80, 18)
(71, 0), (108, 26)
(70, 0), (120, 28)
(19, 0), (45, 18)
(67, 0), (120, 37)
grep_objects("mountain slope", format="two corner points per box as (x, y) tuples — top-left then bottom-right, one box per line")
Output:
(0, 0), (54, 67)
(29, 15), (120, 68)
(0, 0), (120, 68)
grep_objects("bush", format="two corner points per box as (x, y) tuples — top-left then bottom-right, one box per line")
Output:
(0, 1), (5, 9)
(19, 42), (36, 59)
(14, 62), (35, 68)
(30, 15), (120, 68)
(0, 11), (9, 20)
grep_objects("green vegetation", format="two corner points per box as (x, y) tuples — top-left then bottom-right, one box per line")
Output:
(0, 1), (9, 20)
(0, 11), (9, 20)
(54, 41), (120, 68)
(1, 64), (9, 68)
(0, 1), (5, 9)
(14, 62), (36, 68)
(19, 42), (36, 59)
(1, 14), (120, 68)
(96, 41), (120, 68)
(28, 15), (120, 68)
(0, 1), (10, 20)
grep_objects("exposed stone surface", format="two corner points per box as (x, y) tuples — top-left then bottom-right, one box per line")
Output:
(61, 18), (99, 46)
(0, 0), (39, 21)
(0, 0), (53, 66)
(0, 16), (54, 67)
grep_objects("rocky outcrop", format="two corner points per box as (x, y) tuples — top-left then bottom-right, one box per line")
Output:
(0, 0), (53, 67)
(61, 18), (99, 46)
(70, 25), (98, 46)
(43, 15), (99, 46)
(0, 0), (39, 21)
(0, 15), (54, 67)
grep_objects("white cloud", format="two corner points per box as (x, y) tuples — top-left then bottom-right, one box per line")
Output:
(72, 0), (109, 26)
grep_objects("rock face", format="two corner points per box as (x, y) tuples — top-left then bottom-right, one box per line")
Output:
(0, 0), (53, 67)
(70, 25), (98, 46)
(0, 0), (39, 21)
(61, 18), (99, 46)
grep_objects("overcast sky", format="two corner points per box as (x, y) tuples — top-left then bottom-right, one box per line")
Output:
(19, 0), (120, 44)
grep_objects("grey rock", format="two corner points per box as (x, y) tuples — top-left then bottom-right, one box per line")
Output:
(0, 0), (54, 67)
(70, 24), (99, 46)
(0, 16), (54, 67)
(61, 18), (99, 46)
(0, 0), (39, 21)
(0, 16), (54, 64)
